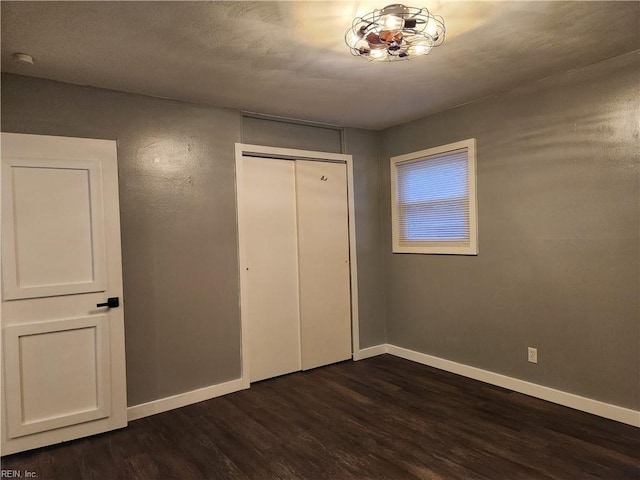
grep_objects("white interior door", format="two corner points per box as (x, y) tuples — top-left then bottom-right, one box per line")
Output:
(296, 161), (352, 370)
(241, 156), (302, 382)
(1, 133), (127, 455)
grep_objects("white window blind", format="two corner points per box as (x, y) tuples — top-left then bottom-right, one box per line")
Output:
(391, 139), (477, 255)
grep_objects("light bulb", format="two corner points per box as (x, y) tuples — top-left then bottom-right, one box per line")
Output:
(425, 21), (437, 37)
(369, 48), (388, 61)
(355, 39), (369, 52)
(425, 17), (443, 39)
(379, 14), (404, 31)
(408, 40), (432, 56)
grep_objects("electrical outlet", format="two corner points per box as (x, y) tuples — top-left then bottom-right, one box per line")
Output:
(528, 347), (538, 364)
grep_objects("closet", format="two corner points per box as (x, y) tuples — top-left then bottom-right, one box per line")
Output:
(238, 152), (352, 383)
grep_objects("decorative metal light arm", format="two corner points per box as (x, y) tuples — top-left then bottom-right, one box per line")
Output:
(345, 4), (445, 61)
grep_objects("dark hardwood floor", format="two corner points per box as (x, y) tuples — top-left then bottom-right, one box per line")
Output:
(2, 354), (639, 479)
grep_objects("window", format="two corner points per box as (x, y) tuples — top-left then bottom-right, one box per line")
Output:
(390, 138), (478, 255)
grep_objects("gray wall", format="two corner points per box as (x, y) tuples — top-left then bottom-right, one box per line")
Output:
(1, 74), (243, 406)
(241, 115), (342, 153)
(380, 51), (640, 409)
(344, 128), (387, 347)
(1, 73), (385, 405)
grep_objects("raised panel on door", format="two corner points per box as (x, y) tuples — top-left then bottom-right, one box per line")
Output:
(241, 156), (302, 382)
(4, 316), (111, 438)
(2, 158), (106, 300)
(1, 133), (127, 455)
(295, 160), (352, 370)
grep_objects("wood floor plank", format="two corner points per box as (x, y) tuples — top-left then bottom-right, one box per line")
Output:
(2, 355), (638, 479)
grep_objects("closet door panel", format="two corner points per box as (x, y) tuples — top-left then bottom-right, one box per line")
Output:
(296, 160), (352, 370)
(242, 156), (302, 382)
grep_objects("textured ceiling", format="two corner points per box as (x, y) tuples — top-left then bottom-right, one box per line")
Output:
(1, 1), (638, 130)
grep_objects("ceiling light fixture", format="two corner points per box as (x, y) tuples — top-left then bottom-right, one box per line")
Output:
(345, 4), (445, 62)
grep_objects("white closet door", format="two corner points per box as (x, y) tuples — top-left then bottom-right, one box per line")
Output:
(241, 156), (302, 382)
(295, 160), (352, 370)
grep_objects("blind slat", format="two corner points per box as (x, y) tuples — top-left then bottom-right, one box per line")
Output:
(396, 149), (470, 243)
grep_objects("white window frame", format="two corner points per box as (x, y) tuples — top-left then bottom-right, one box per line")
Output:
(390, 138), (478, 255)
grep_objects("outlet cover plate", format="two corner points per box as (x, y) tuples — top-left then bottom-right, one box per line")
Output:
(528, 347), (538, 364)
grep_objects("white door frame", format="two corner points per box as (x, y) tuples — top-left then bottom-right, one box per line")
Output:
(234, 143), (360, 388)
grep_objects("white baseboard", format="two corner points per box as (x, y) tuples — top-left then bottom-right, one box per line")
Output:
(386, 344), (640, 428)
(127, 345), (639, 428)
(355, 344), (389, 360)
(127, 378), (246, 421)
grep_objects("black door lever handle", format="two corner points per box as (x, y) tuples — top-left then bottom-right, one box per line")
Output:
(97, 297), (120, 308)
